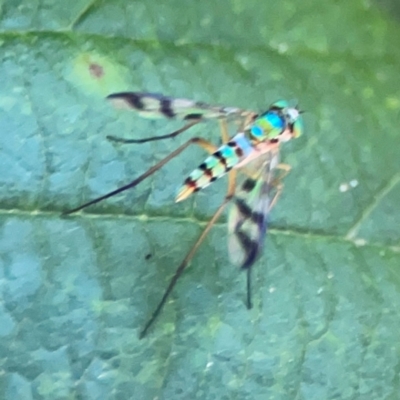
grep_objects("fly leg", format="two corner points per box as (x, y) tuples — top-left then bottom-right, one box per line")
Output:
(139, 169), (237, 338)
(63, 137), (218, 215)
(107, 120), (201, 144)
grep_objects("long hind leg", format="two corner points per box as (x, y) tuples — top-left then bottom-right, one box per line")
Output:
(63, 137), (218, 215)
(140, 169), (237, 338)
(107, 120), (201, 144)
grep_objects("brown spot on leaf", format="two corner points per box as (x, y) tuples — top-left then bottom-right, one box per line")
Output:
(89, 63), (104, 78)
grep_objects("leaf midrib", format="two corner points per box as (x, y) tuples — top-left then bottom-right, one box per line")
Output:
(1, 208), (399, 254)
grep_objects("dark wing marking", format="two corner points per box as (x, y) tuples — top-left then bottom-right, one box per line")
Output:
(107, 92), (253, 121)
(228, 150), (280, 269)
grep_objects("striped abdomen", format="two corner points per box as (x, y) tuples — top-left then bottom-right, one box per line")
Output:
(176, 133), (254, 202)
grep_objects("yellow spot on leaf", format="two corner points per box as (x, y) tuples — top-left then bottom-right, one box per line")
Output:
(66, 53), (129, 96)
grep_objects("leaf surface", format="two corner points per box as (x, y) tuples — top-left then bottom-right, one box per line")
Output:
(0, 1), (400, 399)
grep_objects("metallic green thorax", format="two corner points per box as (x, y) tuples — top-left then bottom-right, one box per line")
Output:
(247, 100), (303, 143)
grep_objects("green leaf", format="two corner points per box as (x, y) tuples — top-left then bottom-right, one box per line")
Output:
(1, 1), (400, 399)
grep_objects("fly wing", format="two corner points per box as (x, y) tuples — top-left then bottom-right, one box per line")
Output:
(107, 92), (253, 121)
(228, 149), (280, 269)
